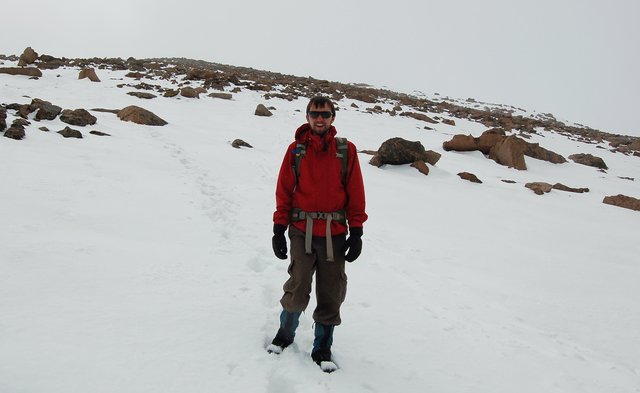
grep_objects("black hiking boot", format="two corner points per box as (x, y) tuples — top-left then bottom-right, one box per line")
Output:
(266, 310), (301, 354)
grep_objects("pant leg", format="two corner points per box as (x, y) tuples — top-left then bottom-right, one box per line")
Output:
(312, 233), (348, 326)
(280, 227), (316, 312)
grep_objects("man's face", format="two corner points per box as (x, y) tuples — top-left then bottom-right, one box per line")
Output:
(306, 103), (335, 135)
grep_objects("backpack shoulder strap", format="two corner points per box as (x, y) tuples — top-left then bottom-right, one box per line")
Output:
(292, 142), (306, 187)
(335, 137), (348, 188)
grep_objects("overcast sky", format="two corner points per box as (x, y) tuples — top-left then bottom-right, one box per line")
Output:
(2, 0), (639, 136)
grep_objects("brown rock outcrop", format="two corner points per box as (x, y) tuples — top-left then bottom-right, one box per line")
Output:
(458, 172), (482, 183)
(603, 195), (640, 211)
(410, 160), (430, 176)
(78, 68), (101, 82)
(371, 137), (440, 167)
(569, 153), (608, 170)
(0, 67), (43, 77)
(57, 126), (83, 138)
(255, 104), (273, 117)
(60, 109), (97, 126)
(525, 182), (553, 195)
(18, 47), (38, 66)
(443, 134), (477, 151)
(232, 139), (253, 148)
(117, 105), (168, 126)
(489, 136), (527, 170)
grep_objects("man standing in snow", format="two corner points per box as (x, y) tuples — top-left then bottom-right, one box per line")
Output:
(268, 96), (368, 371)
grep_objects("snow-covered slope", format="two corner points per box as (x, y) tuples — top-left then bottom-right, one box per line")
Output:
(1, 60), (639, 393)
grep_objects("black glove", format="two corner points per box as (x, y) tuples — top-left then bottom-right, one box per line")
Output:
(272, 224), (288, 260)
(344, 227), (363, 262)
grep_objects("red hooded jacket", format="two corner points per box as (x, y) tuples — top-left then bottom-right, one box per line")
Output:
(273, 124), (367, 236)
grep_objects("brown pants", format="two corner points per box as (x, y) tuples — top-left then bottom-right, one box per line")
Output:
(280, 226), (348, 325)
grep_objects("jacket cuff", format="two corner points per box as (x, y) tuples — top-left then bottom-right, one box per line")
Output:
(273, 224), (287, 235)
(348, 227), (363, 238)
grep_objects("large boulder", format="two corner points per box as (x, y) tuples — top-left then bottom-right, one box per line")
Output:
(603, 194), (640, 211)
(60, 109), (97, 126)
(117, 105), (168, 126)
(370, 137), (440, 166)
(477, 129), (506, 154)
(18, 47), (38, 66)
(489, 136), (527, 170)
(569, 153), (608, 170)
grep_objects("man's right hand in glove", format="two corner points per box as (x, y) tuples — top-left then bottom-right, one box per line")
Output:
(272, 224), (288, 260)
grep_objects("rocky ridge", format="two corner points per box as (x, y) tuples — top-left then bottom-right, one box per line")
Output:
(1, 47), (639, 212)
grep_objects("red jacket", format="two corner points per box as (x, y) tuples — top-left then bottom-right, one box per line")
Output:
(273, 124), (367, 236)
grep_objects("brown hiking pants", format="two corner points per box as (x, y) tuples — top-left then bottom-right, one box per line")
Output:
(280, 226), (348, 326)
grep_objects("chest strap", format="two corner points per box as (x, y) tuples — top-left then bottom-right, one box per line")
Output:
(290, 208), (346, 262)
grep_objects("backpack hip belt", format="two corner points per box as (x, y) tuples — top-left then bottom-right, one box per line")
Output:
(290, 208), (346, 262)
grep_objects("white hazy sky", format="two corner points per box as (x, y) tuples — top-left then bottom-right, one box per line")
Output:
(2, 0), (639, 136)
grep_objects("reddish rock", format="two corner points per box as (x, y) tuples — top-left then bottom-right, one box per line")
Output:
(490, 136), (527, 170)
(410, 160), (430, 176)
(603, 194), (640, 211)
(458, 172), (482, 183)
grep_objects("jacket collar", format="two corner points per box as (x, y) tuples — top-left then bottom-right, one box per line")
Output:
(295, 123), (337, 147)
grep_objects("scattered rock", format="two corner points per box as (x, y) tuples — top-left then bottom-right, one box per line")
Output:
(442, 119), (456, 126)
(32, 99), (62, 121)
(458, 172), (482, 183)
(0, 67), (43, 77)
(60, 109), (97, 126)
(78, 68), (100, 82)
(117, 105), (168, 126)
(255, 104), (273, 117)
(501, 179), (517, 184)
(4, 125), (26, 140)
(209, 92), (233, 100)
(400, 112), (438, 123)
(180, 87), (200, 98)
(569, 153), (608, 170)
(410, 160), (430, 176)
(603, 194), (640, 211)
(232, 139), (253, 148)
(90, 130), (111, 136)
(552, 183), (589, 193)
(91, 108), (120, 114)
(39, 126), (49, 132)
(525, 182), (553, 195)
(57, 126), (83, 138)
(127, 91), (157, 99)
(163, 89), (180, 98)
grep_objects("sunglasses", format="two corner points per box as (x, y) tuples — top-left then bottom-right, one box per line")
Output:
(308, 111), (333, 119)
